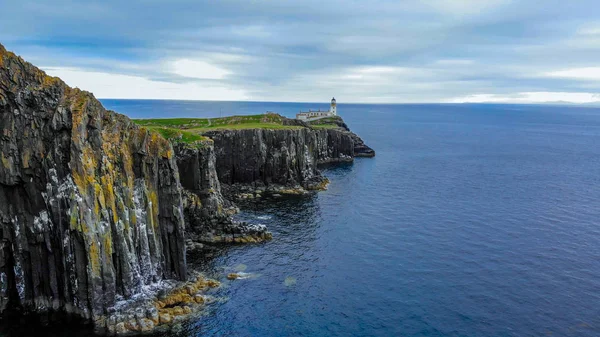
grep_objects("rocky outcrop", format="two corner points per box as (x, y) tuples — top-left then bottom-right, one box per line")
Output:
(306, 116), (375, 158)
(104, 274), (220, 334)
(174, 141), (272, 244)
(204, 129), (340, 195)
(203, 123), (373, 196)
(0, 43), (186, 326)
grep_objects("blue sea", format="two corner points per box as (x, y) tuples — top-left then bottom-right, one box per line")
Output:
(14, 101), (600, 336)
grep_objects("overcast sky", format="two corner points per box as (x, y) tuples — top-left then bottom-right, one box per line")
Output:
(1, 0), (600, 103)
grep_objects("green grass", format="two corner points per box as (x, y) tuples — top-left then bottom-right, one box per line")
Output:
(144, 126), (209, 144)
(306, 116), (344, 129)
(309, 124), (338, 129)
(307, 116), (342, 124)
(134, 113), (301, 134)
(190, 123), (302, 131)
(134, 113), (285, 129)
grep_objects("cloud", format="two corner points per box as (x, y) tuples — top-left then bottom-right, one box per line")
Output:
(421, 0), (512, 16)
(43, 67), (249, 100)
(543, 68), (600, 81)
(168, 59), (231, 80)
(449, 92), (600, 104)
(434, 59), (474, 65)
(2, 0), (600, 103)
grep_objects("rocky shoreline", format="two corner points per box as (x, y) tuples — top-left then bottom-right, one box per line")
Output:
(0, 43), (374, 334)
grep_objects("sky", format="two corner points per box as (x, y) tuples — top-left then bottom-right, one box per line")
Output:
(1, 0), (600, 103)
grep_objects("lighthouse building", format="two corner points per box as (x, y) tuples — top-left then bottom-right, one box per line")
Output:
(296, 97), (337, 121)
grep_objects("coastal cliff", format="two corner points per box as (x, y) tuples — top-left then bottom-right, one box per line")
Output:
(203, 120), (374, 197)
(174, 141), (271, 244)
(304, 116), (376, 158)
(0, 44), (186, 324)
(0, 43), (374, 334)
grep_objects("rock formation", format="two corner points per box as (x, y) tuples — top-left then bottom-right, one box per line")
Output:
(305, 116), (376, 158)
(0, 44), (186, 325)
(174, 141), (271, 244)
(203, 121), (374, 197)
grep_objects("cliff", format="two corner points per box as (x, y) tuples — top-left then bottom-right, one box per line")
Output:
(305, 116), (376, 158)
(203, 121), (373, 197)
(174, 141), (271, 244)
(0, 43), (186, 324)
(0, 43), (374, 334)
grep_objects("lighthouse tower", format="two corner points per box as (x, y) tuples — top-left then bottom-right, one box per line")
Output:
(330, 97), (337, 115)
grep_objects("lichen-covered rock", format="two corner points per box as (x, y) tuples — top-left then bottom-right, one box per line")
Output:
(159, 312), (172, 325)
(0, 43), (186, 325)
(138, 317), (155, 332)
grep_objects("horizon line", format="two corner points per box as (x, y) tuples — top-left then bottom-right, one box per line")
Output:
(96, 97), (600, 107)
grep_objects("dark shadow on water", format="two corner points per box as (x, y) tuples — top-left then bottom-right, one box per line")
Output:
(0, 310), (97, 337)
(318, 160), (354, 172)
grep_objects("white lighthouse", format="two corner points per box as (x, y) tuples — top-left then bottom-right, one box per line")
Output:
(295, 97), (338, 121)
(330, 97), (337, 115)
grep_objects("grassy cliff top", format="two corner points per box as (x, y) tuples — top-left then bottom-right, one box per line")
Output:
(133, 113), (304, 144)
(132, 113), (349, 144)
(134, 113), (300, 130)
(304, 115), (347, 129)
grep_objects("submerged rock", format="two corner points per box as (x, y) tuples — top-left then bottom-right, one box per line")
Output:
(284, 276), (297, 287)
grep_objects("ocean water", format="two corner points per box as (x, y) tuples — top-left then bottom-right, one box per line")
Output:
(7, 101), (600, 336)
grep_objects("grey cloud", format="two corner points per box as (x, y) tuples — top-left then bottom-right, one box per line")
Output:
(1, 0), (600, 102)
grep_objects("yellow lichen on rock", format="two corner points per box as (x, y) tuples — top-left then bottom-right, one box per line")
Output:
(21, 150), (30, 168)
(0, 152), (10, 169)
(100, 174), (118, 224)
(147, 189), (159, 229)
(158, 313), (173, 324)
(103, 232), (113, 256)
(42, 74), (61, 89)
(89, 241), (101, 276)
(69, 207), (79, 229)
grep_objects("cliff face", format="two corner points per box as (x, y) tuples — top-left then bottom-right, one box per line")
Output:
(175, 141), (271, 244)
(203, 125), (371, 196)
(0, 44), (186, 321)
(204, 128), (353, 193)
(305, 116), (376, 158)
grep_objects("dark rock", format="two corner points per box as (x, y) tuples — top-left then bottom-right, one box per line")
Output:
(203, 123), (373, 196)
(0, 43), (186, 326)
(174, 141), (272, 244)
(0, 43), (375, 333)
(305, 115), (375, 157)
